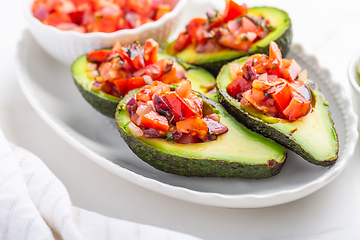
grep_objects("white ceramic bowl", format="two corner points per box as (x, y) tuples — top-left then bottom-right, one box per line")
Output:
(348, 49), (360, 128)
(23, 0), (187, 66)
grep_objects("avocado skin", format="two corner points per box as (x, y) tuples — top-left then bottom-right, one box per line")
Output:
(216, 58), (338, 167)
(163, 7), (292, 76)
(115, 89), (287, 179)
(74, 79), (118, 118)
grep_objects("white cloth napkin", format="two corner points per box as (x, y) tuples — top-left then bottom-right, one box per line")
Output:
(0, 129), (201, 240)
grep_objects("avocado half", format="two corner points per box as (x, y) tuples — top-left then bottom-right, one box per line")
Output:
(216, 58), (339, 166)
(72, 52), (217, 118)
(115, 89), (287, 179)
(163, 7), (292, 76)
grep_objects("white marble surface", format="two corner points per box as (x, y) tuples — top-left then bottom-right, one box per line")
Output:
(2, 0), (360, 239)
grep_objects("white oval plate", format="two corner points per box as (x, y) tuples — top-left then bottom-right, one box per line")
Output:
(16, 28), (358, 208)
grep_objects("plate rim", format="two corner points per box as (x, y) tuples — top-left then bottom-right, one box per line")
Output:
(15, 29), (359, 208)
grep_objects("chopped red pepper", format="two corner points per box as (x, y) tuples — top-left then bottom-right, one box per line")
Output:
(114, 77), (146, 96)
(140, 110), (169, 132)
(226, 76), (252, 99)
(176, 116), (208, 140)
(87, 49), (112, 63)
(283, 95), (311, 121)
(223, 0), (248, 23)
(174, 32), (192, 52)
(268, 83), (292, 112)
(163, 92), (200, 123)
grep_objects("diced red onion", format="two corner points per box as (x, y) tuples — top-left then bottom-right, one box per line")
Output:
(33, 3), (49, 21)
(267, 74), (278, 82)
(172, 130), (182, 140)
(125, 97), (137, 116)
(195, 40), (222, 53)
(204, 113), (220, 122)
(143, 75), (153, 85)
(227, 19), (242, 33)
(152, 93), (173, 121)
(246, 32), (257, 42)
(176, 71), (186, 80)
(87, 70), (99, 79)
(146, 100), (155, 111)
(86, 63), (98, 71)
(136, 104), (151, 118)
(91, 81), (103, 90)
(131, 113), (141, 126)
(133, 68), (146, 77)
(298, 69), (308, 81)
(202, 118), (228, 136)
(240, 97), (248, 105)
(128, 122), (143, 137)
(142, 128), (163, 138)
(176, 133), (202, 144)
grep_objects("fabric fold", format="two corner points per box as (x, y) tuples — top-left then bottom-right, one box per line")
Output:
(0, 129), (200, 240)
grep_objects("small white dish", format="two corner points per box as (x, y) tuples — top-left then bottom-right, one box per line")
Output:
(348, 49), (360, 129)
(16, 29), (358, 208)
(22, 0), (187, 66)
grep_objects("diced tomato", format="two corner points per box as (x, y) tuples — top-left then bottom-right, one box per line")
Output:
(132, 54), (146, 70)
(69, 10), (84, 24)
(141, 17), (154, 25)
(143, 38), (159, 65)
(176, 116), (208, 140)
(128, 0), (153, 17)
(143, 58), (173, 79)
(242, 89), (278, 115)
(241, 17), (261, 35)
(229, 63), (243, 80)
(265, 58), (281, 77)
(218, 30), (252, 51)
(114, 77), (146, 96)
(269, 41), (282, 62)
(141, 110), (169, 131)
(72, 0), (94, 8)
(163, 92), (200, 123)
(268, 83), (292, 112)
(87, 49), (112, 63)
(156, 69), (179, 84)
(174, 32), (192, 51)
(283, 95), (311, 121)
(183, 97), (203, 117)
(176, 80), (191, 99)
(115, 0), (127, 8)
(44, 12), (72, 26)
(54, 1), (76, 14)
(119, 44), (145, 70)
(223, 0), (248, 23)
(135, 81), (170, 102)
(281, 59), (302, 81)
(186, 18), (206, 43)
(93, 14), (119, 33)
(289, 80), (312, 102)
(227, 76), (252, 98)
(155, 4), (171, 20)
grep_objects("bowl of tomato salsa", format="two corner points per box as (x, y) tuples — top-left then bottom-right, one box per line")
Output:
(23, 0), (187, 66)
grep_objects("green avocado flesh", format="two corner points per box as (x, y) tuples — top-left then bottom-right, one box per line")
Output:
(163, 7), (292, 76)
(216, 58), (339, 166)
(72, 52), (217, 118)
(115, 89), (286, 178)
